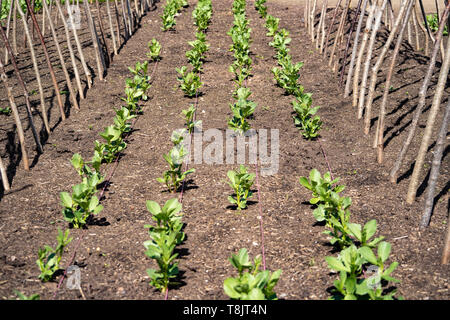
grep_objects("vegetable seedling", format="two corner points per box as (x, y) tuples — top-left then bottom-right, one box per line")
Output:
(224, 248), (281, 300)
(227, 164), (255, 211)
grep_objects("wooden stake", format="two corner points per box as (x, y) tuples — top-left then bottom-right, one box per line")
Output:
(84, 0), (106, 81)
(420, 99), (450, 228)
(16, 0), (51, 133)
(344, 0), (369, 97)
(316, 0), (328, 50)
(406, 23), (450, 203)
(323, 0), (343, 57)
(0, 21), (43, 154)
(0, 61), (30, 171)
(106, 0), (118, 56)
(22, 0), (66, 121)
(42, 0), (80, 108)
(357, 0), (387, 119)
(389, 4), (449, 184)
(364, 0), (410, 134)
(375, 0), (415, 163)
(63, 1), (92, 89)
(352, 3), (376, 108)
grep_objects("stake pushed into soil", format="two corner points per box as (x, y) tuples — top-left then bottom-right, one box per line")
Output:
(406, 19), (450, 204)
(374, 0), (414, 163)
(0, 21), (43, 154)
(344, 0), (369, 97)
(357, 0), (387, 120)
(0, 62), (30, 171)
(389, 3), (450, 184)
(364, 0), (411, 135)
(420, 99), (450, 228)
(22, 0), (66, 122)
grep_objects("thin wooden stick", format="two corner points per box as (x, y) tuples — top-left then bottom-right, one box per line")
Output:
(319, 0), (329, 53)
(42, 0), (79, 109)
(375, 0), (414, 163)
(16, 0), (51, 133)
(4, 0), (14, 64)
(420, 99), (449, 228)
(344, 0), (369, 97)
(443, 205), (450, 264)
(328, 0), (351, 70)
(339, 0), (363, 87)
(63, 1), (92, 89)
(389, 4), (449, 183)
(310, 0), (317, 42)
(412, 1), (421, 50)
(0, 22), (42, 154)
(0, 61), (30, 171)
(406, 24), (450, 203)
(323, 0), (343, 57)
(113, 0), (122, 47)
(84, 0), (106, 81)
(364, 0), (410, 134)
(316, 0), (328, 49)
(95, 0), (111, 66)
(12, 0), (17, 54)
(357, 0), (387, 119)
(23, 0), (66, 122)
(106, 0), (118, 56)
(352, 2), (376, 108)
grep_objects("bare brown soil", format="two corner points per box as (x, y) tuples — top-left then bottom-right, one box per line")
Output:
(0, 0), (448, 300)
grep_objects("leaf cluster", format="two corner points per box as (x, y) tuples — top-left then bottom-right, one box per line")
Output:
(36, 229), (72, 282)
(227, 87), (257, 135)
(144, 198), (185, 293)
(157, 130), (195, 192)
(227, 164), (255, 211)
(299, 169), (400, 300)
(224, 248), (281, 300)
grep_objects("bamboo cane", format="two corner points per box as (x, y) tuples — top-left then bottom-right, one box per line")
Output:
(329, 0), (351, 69)
(310, 0), (317, 42)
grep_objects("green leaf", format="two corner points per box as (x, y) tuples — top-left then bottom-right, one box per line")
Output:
(298, 176), (311, 189)
(363, 219), (377, 240)
(359, 246), (378, 265)
(146, 201), (161, 215)
(347, 223), (362, 241)
(378, 242), (391, 263)
(60, 192), (73, 208)
(325, 257), (350, 273)
(223, 278), (241, 299)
